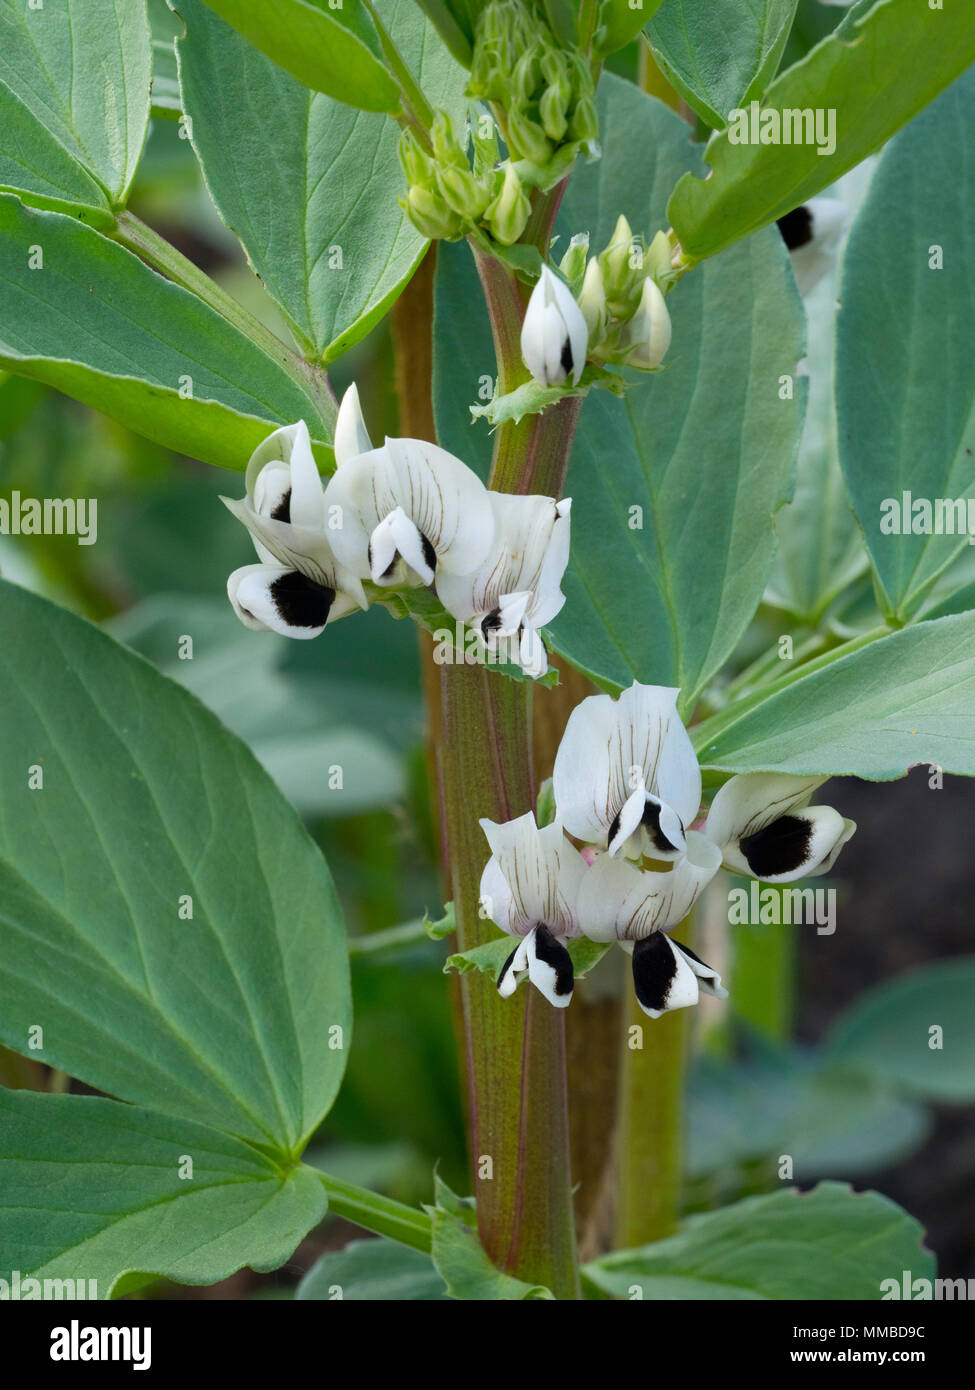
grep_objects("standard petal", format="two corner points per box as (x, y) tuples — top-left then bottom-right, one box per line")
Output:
(478, 813), (587, 938)
(551, 691), (622, 844)
(630, 932), (701, 1018)
(324, 438), (494, 582)
(227, 563), (334, 639)
(526, 924), (574, 1007)
(479, 853), (521, 935)
(334, 383), (373, 468)
(284, 419), (325, 529)
(616, 683), (701, 833)
(576, 830), (721, 942)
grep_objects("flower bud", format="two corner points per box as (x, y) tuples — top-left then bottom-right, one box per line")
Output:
(558, 232), (589, 288)
(437, 163), (491, 220)
(512, 50), (541, 106)
(576, 257), (608, 342)
(616, 276), (672, 371)
(399, 129), (435, 188)
(405, 185), (464, 241)
(645, 229), (673, 283)
(599, 213), (635, 295)
(505, 107), (552, 165)
(483, 163), (531, 245)
(431, 109), (467, 170)
(520, 264), (589, 388)
(539, 83), (569, 141)
(569, 94), (599, 145)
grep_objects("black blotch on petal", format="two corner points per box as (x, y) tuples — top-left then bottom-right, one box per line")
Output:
(641, 800), (680, 854)
(777, 205), (814, 250)
(420, 532), (437, 575)
(269, 570), (335, 629)
(741, 814), (813, 878)
(560, 338), (574, 377)
(607, 807), (622, 846)
(631, 933), (677, 1013)
(481, 608), (503, 638)
(498, 944), (520, 990)
(534, 924), (574, 997)
(270, 487), (292, 522)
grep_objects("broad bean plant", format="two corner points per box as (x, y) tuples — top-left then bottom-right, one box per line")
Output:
(0, 0), (973, 1304)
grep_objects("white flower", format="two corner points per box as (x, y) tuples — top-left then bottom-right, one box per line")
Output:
(704, 772), (856, 883)
(778, 198), (849, 297)
(479, 812), (588, 1007)
(617, 275), (671, 370)
(436, 492), (571, 679)
(520, 264), (589, 389)
(324, 432), (495, 589)
(552, 682), (701, 860)
(333, 382), (373, 467)
(575, 838), (725, 1018)
(223, 420), (366, 639)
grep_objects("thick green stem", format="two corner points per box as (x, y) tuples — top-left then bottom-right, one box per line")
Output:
(317, 1171), (433, 1253)
(731, 884), (797, 1043)
(111, 211), (337, 431)
(614, 986), (688, 1249)
(440, 662), (580, 1296)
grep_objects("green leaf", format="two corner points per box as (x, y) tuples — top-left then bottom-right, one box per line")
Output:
(434, 79), (805, 706)
(445, 934), (610, 980)
(596, 0), (664, 56)
(695, 612), (975, 779)
(297, 1237), (448, 1300)
(177, 0), (462, 363)
(688, 1049), (930, 1183)
(583, 1183), (935, 1299)
(197, 0), (400, 112)
(0, 0), (152, 221)
(553, 78), (804, 705)
(423, 901), (456, 939)
(647, 0), (798, 130)
(669, 0), (975, 264)
(0, 196), (328, 469)
(837, 69), (975, 622)
(429, 1177), (554, 1299)
(0, 1090), (327, 1298)
(824, 959), (975, 1103)
(0, 581), (351, 1155)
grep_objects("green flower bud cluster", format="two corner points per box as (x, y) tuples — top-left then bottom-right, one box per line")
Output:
(468, 0), (598, 176)
(560, 217), (678, 371)
(399, 107), (534, 246)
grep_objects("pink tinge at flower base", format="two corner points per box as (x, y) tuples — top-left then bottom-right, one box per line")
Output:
(703, 772), (856, 883)
(221, 419), (367, 639)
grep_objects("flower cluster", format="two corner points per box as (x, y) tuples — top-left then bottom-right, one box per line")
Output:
(516, 218), (677, 392)
(399, 0), (598, 247)
(222, 389), (571, 679)
(480, 682), (856, 1016)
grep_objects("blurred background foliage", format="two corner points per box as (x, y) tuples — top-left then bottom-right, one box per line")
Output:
(1, 4), (972, 1294)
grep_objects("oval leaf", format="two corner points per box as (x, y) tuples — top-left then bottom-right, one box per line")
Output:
(0, 580), (351, 1155)
(0, 195), (329, 470)
(197, 0), (400, 112)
